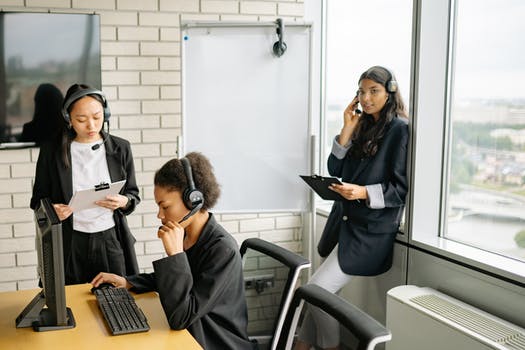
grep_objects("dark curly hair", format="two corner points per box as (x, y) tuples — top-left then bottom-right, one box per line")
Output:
(154, 152), (221, 211)
(349, 66), (408, 159)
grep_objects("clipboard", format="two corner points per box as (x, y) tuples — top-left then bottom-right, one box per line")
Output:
(299, 175), (345, 201)
(68, 180), (126, 211)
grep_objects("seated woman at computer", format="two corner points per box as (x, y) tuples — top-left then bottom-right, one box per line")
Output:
(91, 153), (255, 350)
(30, 84), (141, 285)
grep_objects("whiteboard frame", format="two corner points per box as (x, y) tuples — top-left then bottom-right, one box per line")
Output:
(180, 21), (315, 214)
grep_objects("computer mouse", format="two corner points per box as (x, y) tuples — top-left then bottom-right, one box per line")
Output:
(90, 282), (115, 293)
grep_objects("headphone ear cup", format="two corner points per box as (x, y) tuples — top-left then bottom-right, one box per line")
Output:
(62, 110), (70, 124)
(182, 188), (193, 210)
(387, 80), (398, 93)
(103, 103), (111, 123)
(183, 188), (204, 211)
(273, 41), (287, 57)
(383, 66), (398, 93)
(181, 157), (204, 211)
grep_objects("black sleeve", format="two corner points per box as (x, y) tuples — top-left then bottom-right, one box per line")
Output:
(119, 141), (140, 216)
(327, 152), (345, 178)
(382, 122), (409, 208)
(152, 245), (238, 330)
(30, 143), (55, 210)
(126, 272), (157, 293)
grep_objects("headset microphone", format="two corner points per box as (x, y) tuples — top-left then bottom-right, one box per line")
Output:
(178, 200), (203, 224)
(91, 134), (107, 151)
(91, 121), (109, 151)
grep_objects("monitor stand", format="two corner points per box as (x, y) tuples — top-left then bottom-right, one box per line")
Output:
(15, 291), (76, 331)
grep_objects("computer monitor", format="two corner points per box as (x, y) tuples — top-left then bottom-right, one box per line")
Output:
(15, 198), (75, 331)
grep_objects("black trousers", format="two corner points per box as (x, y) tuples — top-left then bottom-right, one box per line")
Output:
(65, 227), (126, 285)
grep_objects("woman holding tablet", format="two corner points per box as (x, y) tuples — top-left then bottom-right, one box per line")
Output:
(30, 84), (140, 285)
(295, 66), (409, 350)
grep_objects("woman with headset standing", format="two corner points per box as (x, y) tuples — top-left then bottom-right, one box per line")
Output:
(295, 66), (409, 350)
(30, 83), (140, 285)
(91, 153), (255, 350)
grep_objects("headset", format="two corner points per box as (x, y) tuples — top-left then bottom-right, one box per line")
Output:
(272, 18), (287, 58)
(179, 157), (205, 223)
(61, 88), (111, 124)
(382, 66), (398, 93)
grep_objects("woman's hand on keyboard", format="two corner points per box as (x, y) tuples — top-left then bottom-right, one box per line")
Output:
(91, 272), (131, 289)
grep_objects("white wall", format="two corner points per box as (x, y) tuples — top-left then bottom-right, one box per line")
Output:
(0, 0), (306, 294)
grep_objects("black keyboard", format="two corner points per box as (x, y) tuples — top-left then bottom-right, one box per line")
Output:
(93, 287), (150, 335)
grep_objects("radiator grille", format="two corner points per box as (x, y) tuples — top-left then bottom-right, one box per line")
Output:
(411, 294), (525, 350)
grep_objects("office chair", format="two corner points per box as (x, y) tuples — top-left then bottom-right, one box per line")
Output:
(240, 238), (311, 350)
(276, 284), (392, 350)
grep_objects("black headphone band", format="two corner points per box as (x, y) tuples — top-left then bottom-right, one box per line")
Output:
(62, 88), (111, 123)
(181, 157), (196, 192)
(181, 157), (204, 211)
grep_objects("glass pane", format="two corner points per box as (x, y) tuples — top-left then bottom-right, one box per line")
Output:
(324, 0), (413, 173)
(446, 0), (525, 262)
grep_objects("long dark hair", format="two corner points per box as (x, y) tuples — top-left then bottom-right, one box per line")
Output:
(60, 84), (106, 168)
(349, 66), (407, 159)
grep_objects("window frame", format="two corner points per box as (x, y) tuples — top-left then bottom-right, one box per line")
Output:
(408, 0), (525, 285)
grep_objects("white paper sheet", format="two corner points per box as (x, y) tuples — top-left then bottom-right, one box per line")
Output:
(68, 180), (126, 211)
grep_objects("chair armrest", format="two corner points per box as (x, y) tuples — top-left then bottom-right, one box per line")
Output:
(240, 238), (310, 269)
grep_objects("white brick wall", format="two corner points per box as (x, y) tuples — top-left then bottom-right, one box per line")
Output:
(26, 0), (68, 7)
(202, 0), (239, 14)
(0, 253), (16, 267)
(117, 57), (159, 71)
(160, 0), (200, 12)
(240, 1), (277, 15)
(0, 3), (307, 322)
(278, 1), (304, 16)
(0, 164), (10, 178)
(117, 0), (158, 11)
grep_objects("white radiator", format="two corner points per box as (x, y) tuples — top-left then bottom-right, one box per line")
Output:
(386, 285), (525, 350)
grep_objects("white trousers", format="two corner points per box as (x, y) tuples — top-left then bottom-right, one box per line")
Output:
(297, 245), (353, 348)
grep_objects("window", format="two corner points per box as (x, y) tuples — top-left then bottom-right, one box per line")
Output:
(322, 0), (413, 173)
(411, 0), (525, 282)
(320, 0), (413, 232)
(445, 0), (525, 263)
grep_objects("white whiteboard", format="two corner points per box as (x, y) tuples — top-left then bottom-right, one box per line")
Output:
(182, 23), (312, 212)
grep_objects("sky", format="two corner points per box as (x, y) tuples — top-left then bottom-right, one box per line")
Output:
(325, 0), (525, 102)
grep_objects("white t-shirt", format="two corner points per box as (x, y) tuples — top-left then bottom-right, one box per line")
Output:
(71, 141), (115, 233)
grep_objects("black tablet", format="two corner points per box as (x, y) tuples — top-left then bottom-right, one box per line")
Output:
(299, 175), (345, 201)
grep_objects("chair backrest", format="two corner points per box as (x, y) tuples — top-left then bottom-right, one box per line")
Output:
(240, 238), (311, 350)
(277, 284), (392, 350)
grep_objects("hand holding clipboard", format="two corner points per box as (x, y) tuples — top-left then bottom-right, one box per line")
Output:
(299, 175), (345, 201)
(69, 180), (126, 211)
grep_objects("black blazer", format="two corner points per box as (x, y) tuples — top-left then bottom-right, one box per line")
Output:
(321, 116), (409, 275)
(30, 132), (141, 279)
(127, 214), (255, 350)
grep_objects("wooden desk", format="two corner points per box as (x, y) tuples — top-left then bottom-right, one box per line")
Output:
(0, 284), (202, 350)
